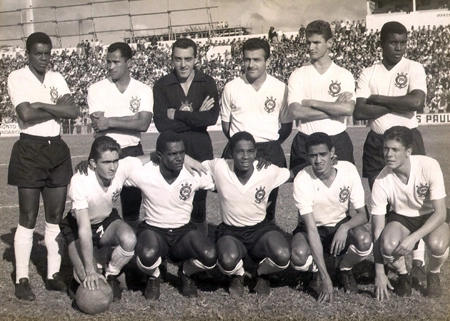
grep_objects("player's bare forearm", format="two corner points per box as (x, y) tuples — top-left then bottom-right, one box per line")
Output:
(366, 90), (425, 113)
(409, 198), (447, 242)
(103, 111), (152, 132)
(308, 99), (355, 117)
(354, 98), (390, 120)
(288, 102), (329, 121)
(346, 206), (370, 229)
(304, 214), (331, 282)
(371, 215), (386, 266)
(16, 103), (56, 122)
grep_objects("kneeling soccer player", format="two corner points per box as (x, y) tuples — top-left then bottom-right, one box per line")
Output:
(128, 131), (217, 300)
(372, 126), (449, 300)
(61, 136), (146, 302)
(291, 132), (372, 303)
(204, 132), (291, 297)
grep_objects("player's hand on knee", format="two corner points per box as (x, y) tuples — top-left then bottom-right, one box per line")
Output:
(75, 160), (91, 175)
(199, 96), (215, 111)
(374, 273), (393, 301)
(256, 158), (271, 170)
(330, 225), (349, 256)
(318, 277), (334, 303)
(83, 271), (107, 291)
(393, 235), (416, 256)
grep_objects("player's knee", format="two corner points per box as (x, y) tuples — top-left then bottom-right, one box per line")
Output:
(271, 246), (290, 266)
(136, 246), (158, 266)
(290, 247), (309, 267)
(218, 252), (240, 271)
(199, 246), (217, 267)
(18, 212), (38, 229)
(380, 237), (397, 256)
(120, 232), (137, 252)
(426, 237), (449, 256)
(353, 230), (372, 252)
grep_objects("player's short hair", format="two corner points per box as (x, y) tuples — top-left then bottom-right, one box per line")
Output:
(383, 126), (413, 150)
(242, 38), (270, 60)
(305, 20), (333, 41)
(107, 42), (133, 60)
(88, 136), (121, 161)
(26, 32), (52, 52)
(380, 21), (407, 43)
(229, 131), (256, 152)
(172, 38), (197, 58)
(156, 131), (183, 153)
(305, 132), (333, 153)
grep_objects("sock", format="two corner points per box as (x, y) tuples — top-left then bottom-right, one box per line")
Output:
(183, 258), (215, 276)
(412, 239), (425, 264)
(14, 225), (34, 283)
(257, 257), (289, 275)
(218, 259), (245, 276)
(45, 222), (64, 279)
(383, 254), (408, 275)
(105, 245), (134, 277)
(291, 255), (317, 272)
(137, 256), (161, 278)
(339, 244), (373, 271)
(428, 247), (449, 274)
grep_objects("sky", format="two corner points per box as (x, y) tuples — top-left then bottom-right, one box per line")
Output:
(0, 0), (367, 48)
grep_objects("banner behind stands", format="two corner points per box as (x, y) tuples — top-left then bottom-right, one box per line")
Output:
(416, 113), (450, 125)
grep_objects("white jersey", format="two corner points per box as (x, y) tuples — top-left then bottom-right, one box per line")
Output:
(88, 78), (153, 148)
(203, 158), (290, 227)
(68, 157), (142, 225)
(288, 62), (355, 135)
(221, 73), (292, 143)
(293, 161), (365, 227)
(126, 162), (215, 228)
(371, 155), (446, 217)
(356, 57), (427, 134)
(8, 67), (71, 137)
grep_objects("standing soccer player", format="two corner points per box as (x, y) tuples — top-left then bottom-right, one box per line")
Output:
(291, 133), (372, 303)
(88, 42), (153, 228)
(288, 20), (355, 176)
(221, 38), (292, 222)
(371, 126), (449, 300)
(354, 21), (427, 286)
(7, 32), (79, 300)
(153, 38), (219, 235)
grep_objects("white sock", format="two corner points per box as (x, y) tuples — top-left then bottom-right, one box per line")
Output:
(14, 225), (34, 283)
(339, 244), (372, 271)
(45, 222), (64, 279)
(105, 245), (134, 277)
(257, 257), (289, 275)
(412, 239), (425, 263)
(383, 254), (407, 275)
(291, 255), (317, 272)
(137, 256), (161, 278)
(218, 259), (245, 276)
(183, 258), (215, 276)
(429, 247), (449, 274)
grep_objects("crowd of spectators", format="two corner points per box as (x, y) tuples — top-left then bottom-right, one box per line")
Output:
(1, 23), (449, 127)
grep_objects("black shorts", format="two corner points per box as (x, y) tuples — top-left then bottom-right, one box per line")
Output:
(290, 130), (354, 176)
(8, 133), (73, 188)
(215, 219), (280, 253)
(362, 128), (425, 179)
(222, 140), (287, 168)
(137, 221), (197, 249)
(293, 216), (351, 255)
(60, 208), (121, 247)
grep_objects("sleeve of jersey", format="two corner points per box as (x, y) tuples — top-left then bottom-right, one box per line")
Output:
(124, 163), (148, 188)
(87, 84), (104, 115)
(287, 69), (304, 106)
(279, 85), (293, 123)
(293, 171), (314, 215)
(68, 175), (89, 210)
(8, 72), (31, 107)
(408, 62), (427, 94)
(220, 83), (232, 122)
(271, 166), (290, 188)
(426, 158), (446, 200)
(355, 67), (371, 98)
(120, 157), (143, 178)
(55, 73), (71, 96)
(370, 178), (389, 215)
(342, 70), (356, 101)
(138, 84), (154, 113)
(348, 164), (365, 209)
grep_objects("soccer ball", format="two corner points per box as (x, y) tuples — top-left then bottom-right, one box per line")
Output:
(76, 281), (113, 314)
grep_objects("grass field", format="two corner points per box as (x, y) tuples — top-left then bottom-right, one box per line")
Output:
(1, 125), (450, 321)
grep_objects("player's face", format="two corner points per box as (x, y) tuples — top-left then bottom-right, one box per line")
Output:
(106, 49), (130, 82)
(232, 140), (256, 173)
(306, 34), (331, 62)
(381, 33), (407, 67)
(383, 139), (412, 170)
(159, 141), (185, 172)
(243, 49), (269, 83)
(307, 144), (334, 176)
(172, 47), (196, 81)
(91, 150), (120, 183)
(27, 43), (52, 76)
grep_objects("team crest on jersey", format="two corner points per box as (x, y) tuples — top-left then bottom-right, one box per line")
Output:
(264, 96), (276, 113)
(416, 183), (429, 199)
(179, 183), (192, 201)
(112, 189), (121, 203)
(254, 186), (266, 204)
(49, 86), (59, 103)
(129, 96), (141, 113)
(339, 186), (350, 203)
(180, 100), (193, 112)
(395, 72), (408, 89)
(328, 80), (341, 97)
